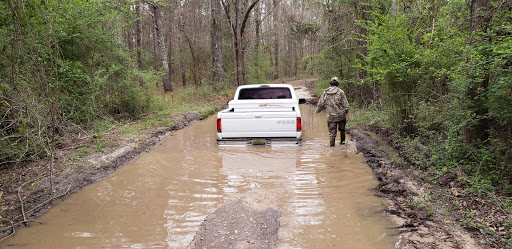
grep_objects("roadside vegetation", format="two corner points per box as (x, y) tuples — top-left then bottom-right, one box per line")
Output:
(313, 0), (511, 199)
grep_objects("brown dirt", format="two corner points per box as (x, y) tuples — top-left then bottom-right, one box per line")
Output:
(0, 100), (228, 240)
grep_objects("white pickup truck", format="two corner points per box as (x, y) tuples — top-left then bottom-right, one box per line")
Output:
(217, 84), (306, 145)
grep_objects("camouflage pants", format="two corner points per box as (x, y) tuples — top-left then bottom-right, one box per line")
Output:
(328, 120), (346, 141)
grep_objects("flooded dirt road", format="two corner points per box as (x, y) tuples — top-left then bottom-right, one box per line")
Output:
(2, 105), (398, 248)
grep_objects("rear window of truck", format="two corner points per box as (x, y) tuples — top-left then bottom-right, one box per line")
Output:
(238, 87), (292, 100)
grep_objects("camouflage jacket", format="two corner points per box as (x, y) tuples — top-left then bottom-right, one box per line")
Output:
(315, 86), (350, 122)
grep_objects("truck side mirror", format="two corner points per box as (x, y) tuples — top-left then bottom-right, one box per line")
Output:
(298, 98), (307, 104)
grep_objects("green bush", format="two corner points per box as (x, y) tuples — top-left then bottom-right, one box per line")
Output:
(355, 0), (512, 195)
(0, 0), (155, 165)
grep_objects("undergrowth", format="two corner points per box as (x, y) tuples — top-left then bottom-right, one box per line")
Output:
(353, 105), (512, 224)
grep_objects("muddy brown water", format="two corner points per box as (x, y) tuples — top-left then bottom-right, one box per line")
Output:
(2, 105), (398, 248)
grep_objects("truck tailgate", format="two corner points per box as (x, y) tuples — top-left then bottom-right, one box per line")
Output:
(219, 111), (299, 138)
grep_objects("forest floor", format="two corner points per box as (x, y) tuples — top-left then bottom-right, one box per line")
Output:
(0, 79), (510, 248)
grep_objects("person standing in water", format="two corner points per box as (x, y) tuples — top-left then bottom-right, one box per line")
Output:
(314, 77), (350, 147)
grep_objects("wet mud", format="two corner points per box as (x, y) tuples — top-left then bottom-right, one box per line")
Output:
(350, 128), (481, 248)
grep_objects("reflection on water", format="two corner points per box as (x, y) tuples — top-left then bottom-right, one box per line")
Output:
(1, 105), (397, 249)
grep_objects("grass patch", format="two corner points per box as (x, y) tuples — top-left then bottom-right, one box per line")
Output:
(95, 142), (106, 153)
(198, 106), (219, 120)
(77, 146), (91, 156)
(143, 115), (175, 127)
(349, 105), (389, 129)
(122, 125), (138, 135)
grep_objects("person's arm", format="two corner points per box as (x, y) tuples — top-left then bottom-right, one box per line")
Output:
(314, 93), (326, 114)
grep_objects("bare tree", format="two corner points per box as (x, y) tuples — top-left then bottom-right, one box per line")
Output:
(211, 0), (225, 84)
(222, 0), (260, 86)
(136, 0), (143, 71)
(178, 10), (187, 87)
(254, 1), (261, 70)
(272, 0), (279, 79)
(181, 30), (200, 86)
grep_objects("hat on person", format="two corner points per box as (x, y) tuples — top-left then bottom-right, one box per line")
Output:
(330, 76), (339, 86)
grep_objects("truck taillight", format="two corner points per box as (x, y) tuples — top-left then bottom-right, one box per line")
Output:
(297, 117), (302, 132)
(217, 118), (222, 132)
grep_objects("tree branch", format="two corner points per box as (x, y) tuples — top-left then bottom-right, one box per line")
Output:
(240, 0), (260, 37)
(221, 0), (236, 35)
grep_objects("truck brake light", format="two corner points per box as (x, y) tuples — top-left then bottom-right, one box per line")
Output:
(297, 117), (302, 132)
(217, 118), (222, 132)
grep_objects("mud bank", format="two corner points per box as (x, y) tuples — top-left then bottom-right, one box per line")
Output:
(350, 127), (511, 248)
(0, 102), (226, 240)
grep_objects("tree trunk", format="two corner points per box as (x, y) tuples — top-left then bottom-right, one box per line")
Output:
(126, 29), (133, 51)
(470, 0), (491, 33)
(235, 0), (243, 86)
(151, 16), (158, 70)
(390, 0), (398, 17)
(167, 28), (173, 82)
(136, 0), (142, 71)
(273, 0), (279, 80)
(465, 0), (491, 144)
(211, 0), (224, 84)
(254, 2), (261, 70)
(183, 32), (199, 86)
(149, 1), (172, 92)
(179, 33), (187, 87)
(354, 1), (369, 82)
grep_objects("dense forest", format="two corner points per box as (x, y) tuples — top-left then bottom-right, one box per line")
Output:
(1, 0), (511, 203)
